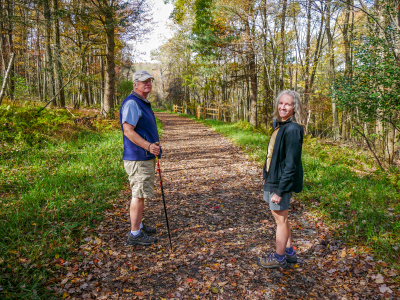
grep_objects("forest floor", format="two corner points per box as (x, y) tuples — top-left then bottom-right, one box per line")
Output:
(54, 113), (399, 299)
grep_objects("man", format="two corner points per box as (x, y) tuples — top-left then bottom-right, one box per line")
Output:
(119, 70), (162, 246)
(258, 90), (304, 268)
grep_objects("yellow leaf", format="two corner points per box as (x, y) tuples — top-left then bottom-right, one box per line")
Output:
(32, 223), (37, 226)
(109, 250), (113, 255)
(123, 289), (132, 293)
(340, 250), (346, 258)
(95, 237), (101, 244)
(55, 254), (60, 259)
(62, 292), (69, 299)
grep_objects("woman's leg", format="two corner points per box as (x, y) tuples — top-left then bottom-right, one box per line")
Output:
(271, 209), (291, 255)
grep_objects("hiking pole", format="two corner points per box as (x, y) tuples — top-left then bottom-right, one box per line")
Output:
(155, 142), (173, 250)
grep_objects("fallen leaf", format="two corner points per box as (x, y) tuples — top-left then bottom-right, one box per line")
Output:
(210, 287), (219, 294)
(218, 281), (228, 287)
(375, 274), (384, 284)
(379, 284), (392, 294)
(134, 291), (144, 296)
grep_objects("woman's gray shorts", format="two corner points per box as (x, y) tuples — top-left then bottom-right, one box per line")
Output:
(264, 191), (292, 211)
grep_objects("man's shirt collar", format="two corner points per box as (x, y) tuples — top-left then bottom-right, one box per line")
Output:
(131, 91), (150, 103)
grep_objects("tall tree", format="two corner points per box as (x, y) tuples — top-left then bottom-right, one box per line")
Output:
(52, 0), (65, 107)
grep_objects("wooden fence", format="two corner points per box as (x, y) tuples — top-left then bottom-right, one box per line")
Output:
(173, 104), (184, 113)
(196, 106), (221, 120)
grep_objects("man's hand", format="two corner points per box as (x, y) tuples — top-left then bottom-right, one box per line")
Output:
(149, 143), (161, 156)
(271, 194), (282, 204)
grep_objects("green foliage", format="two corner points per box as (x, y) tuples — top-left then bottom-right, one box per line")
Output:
(0, 103), (72, 148)
(190, 0), (236, 58)
(333, 29), (400, 126)
(117, 80), (133, 99)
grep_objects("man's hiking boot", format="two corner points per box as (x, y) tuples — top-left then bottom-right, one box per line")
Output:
(257, 253), (287, 269)
(142, 223), (156, 236)
(285, 251), (297, 263)
(126, 231), (157, 246)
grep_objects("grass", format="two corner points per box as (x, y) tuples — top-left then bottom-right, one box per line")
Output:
(166, 111), (400, 270)
(0, 103), (163, 299)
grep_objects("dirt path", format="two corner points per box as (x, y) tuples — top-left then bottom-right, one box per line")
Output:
(55, 113), (395, 299)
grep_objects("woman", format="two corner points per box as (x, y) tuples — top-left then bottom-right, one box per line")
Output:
(258, 90), (304, 269)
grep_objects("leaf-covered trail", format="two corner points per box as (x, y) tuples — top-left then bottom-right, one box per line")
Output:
(56, 113), (397, 299)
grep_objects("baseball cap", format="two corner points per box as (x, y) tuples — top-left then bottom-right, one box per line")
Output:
(132, 70), (154, 82)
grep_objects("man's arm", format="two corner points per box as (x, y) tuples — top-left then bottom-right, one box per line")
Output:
(122, 122), (160, 156)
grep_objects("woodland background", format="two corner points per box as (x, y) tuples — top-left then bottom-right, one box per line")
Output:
(0, 0), (400, 298)
(0, 0), (399, 168)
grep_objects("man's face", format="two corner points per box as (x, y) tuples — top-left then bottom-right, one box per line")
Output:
(278, 94), (295, 120)
(134, 78), (152, 95)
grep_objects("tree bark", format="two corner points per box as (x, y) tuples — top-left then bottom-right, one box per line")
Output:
(326, 0), (339, 140)
(52, 0), (65, 107)
(6, 0), (15, 100)
(0, 52), (15, 104)
(0, 0), (6, 78)
(102, 21), (115, 117)
(304, 0), (312, 134)
(245, 17), (257, 127)
(279, 0), (287, 91)
(43, 0), (55, 102)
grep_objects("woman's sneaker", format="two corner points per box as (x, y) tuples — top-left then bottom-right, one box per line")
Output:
(285, 250), (297, 263)
(257, 253), (287, 269)
(126, 231), (157, 246)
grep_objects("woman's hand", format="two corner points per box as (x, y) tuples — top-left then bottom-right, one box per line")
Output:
(271, 194), (282, 204)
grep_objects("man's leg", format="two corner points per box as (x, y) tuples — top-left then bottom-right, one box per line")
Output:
(271, 209), (291, 255)
(130, 197), (144, 231)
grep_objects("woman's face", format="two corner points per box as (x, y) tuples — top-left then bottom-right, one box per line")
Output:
(278, 94), (294, 120)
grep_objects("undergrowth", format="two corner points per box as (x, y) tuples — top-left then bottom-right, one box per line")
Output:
(172, 113), (400, 270)
(0, 103), (163, 299)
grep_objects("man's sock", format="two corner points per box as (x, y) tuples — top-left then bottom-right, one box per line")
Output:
(285, 247), (295, 255)
(274, 252), (285, 261)
(140, 222), (143, 229)
(130, 229), (141, 237)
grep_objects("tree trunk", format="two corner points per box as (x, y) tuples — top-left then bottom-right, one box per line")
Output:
(304, 0), (312, 134)
(0, 0), (6, 78)
(102, 21), (115, 117)
(6, 0), (15, 100)
(386, 123), (396, 164)
(0, 52), (15, 104)
(36, 8), (43, 101)
(327, 0), (339, 140)
(245, 19), (257, 127)
(279, 0), (287, 91)
(43, 0), (54, 102)
(52, 0), (65, 107)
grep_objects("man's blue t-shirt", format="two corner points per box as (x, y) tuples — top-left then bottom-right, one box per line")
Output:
(121, 100), (141, 127)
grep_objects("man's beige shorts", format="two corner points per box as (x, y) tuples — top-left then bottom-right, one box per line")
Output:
(124, 159), (156, 199)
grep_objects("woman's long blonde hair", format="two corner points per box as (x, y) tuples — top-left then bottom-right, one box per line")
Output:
(273, 90), (304, 125)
